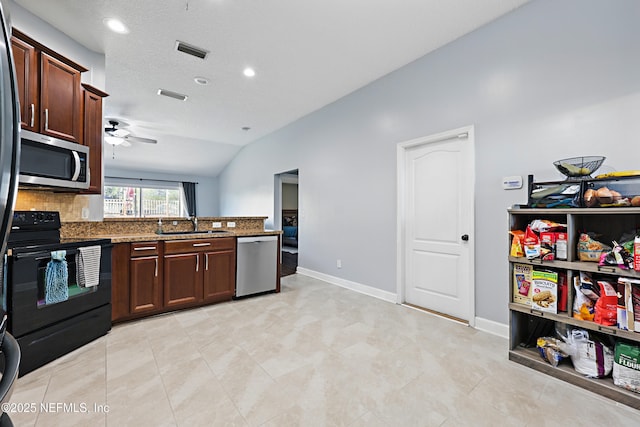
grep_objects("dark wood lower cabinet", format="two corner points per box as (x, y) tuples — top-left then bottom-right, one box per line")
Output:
(111, 237), (237, 323)
(130, 256), (162, 314)
(163, 253), (203, 308)
(203, 250), (236, 303)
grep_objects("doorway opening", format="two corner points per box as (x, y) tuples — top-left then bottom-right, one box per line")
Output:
(274, 169), (298, 277)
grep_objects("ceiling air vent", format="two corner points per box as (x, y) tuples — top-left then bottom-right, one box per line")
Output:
(157, 89), (188, 101)
(175, 40), (209, 60)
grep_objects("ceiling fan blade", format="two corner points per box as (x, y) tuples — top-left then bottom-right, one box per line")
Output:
(125, 135), (157, 144)
(120, 140), (132, 147)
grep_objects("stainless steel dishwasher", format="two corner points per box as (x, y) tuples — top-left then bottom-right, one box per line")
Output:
(235, 235), (278, 297)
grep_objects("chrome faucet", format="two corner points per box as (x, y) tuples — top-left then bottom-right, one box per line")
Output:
(190, 216), (198, 232)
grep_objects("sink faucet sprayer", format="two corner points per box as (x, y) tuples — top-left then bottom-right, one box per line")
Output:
(191, 216), (198, 232)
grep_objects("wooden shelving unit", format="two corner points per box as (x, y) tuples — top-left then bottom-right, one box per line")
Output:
(508, 207), (640, 410)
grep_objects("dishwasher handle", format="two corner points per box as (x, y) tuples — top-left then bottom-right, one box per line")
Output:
(237, 236), (278, 244)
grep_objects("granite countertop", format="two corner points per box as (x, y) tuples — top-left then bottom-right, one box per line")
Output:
(96, 229), (282, 244)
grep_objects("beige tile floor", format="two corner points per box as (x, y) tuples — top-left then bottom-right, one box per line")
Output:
(6, 273), (640, 426)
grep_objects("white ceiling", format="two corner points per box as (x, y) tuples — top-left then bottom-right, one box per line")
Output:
(15, 0), (529, 177)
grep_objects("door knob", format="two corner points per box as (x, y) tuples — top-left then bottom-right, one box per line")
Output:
(461, 234), (469, 241)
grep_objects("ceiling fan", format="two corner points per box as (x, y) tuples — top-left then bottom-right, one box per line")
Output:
(104, 120), (157, 147)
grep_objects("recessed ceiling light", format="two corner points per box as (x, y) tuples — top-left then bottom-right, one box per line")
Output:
(243, 67), (256, 78)
(103, 18), (129, 34)
(194, 76), (209, 85)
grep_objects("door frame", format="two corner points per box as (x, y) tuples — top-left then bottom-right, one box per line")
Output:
(396, 125), (476, 326)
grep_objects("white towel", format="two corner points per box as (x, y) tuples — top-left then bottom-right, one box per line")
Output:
(76, 245), (101, 287)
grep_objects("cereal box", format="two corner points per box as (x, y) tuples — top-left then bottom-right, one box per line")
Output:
(531, 269), (558, 313)
(513, 263), (533, 305)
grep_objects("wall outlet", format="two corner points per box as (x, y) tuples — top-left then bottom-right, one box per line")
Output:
(337, 259), (342, 268)
(227, 221), (236, 228)
(172, 221), (178, 225)
(81, 207), (89, 219)
(212, 222), (222, 228)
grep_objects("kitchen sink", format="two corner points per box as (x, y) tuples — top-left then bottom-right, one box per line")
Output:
(157, 230), (231, 235)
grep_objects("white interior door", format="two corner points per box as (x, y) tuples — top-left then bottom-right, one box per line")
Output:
(398, 127), (474, 323)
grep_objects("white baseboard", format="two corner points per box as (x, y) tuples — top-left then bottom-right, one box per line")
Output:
(296, 267), (397, 303)
(474, 317), (509, 339)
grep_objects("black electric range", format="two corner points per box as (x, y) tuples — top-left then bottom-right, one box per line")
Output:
(4, 211), (112, 376)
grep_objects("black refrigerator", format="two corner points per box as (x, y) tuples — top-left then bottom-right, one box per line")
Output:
(0, 0), (22, 424)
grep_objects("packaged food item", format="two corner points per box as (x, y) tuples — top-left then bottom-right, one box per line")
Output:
(540, 232), (556, 261)
(513, 263), (533, 305)
(599, 240), (634, 270)
(617, 279), (635, 331)
(531, 270), (558, 313)
(573, 277), (594, 321)
(619, 277), (640, 331)
(509, 230), (525, 257)
(634, 236), (640, 271)
(577, 233), (611, 262)
(578, 272), (599, 301)
(528, 219), (566, 233)
(537, 337), (568, 367)
(613, 341), (640, 394)
(557, 271), (568, 312)
(560, 328), (614, 378)
(555, 232), (568, 260)
(524, 226), (540, 260)
(594, 281), (618, 326)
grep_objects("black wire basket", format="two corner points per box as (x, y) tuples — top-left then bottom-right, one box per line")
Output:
(553, 156), (605, 180)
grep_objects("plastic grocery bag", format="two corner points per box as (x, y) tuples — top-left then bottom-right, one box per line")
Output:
(560, 328), (613, 378)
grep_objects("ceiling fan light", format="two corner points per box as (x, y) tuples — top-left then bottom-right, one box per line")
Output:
(111, 128), (130, 137)
(105, 135), (124, 146)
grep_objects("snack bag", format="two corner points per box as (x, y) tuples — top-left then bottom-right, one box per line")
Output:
(524, 226), (540, 260)
(573, 278), (594, 321)
(594, 281), (618, 326)
(537, 337), (568, 367)
(599, 240), (634, 269)
(529, 219), (566, 233)
(634, 236), (640, 271)
(509, 230), (525, 257)
(577, 233), (611, 262)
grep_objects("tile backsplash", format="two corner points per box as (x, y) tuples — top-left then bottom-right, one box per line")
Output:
(15, 190), (90, 221)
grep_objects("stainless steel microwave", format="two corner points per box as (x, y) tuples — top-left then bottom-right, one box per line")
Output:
(18, 130), (89, 190)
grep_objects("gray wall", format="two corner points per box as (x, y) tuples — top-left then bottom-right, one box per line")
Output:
(219, 0), (640, 324)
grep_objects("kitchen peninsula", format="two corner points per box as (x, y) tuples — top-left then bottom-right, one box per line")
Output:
(61, 216), (281, 323)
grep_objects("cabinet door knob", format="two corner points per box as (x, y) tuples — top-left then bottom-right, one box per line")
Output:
(461, 234), (469, 241)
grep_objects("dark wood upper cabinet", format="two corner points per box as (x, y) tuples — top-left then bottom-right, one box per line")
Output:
(10, 36), (38, 131)
(11, 29), (88, 143)
(81, 84), (108, 194)
(40, 53), (83, 143)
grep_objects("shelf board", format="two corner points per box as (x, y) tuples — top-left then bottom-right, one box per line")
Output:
(508, 257), (640, 279)
(509, 207), (640, 215)
(509, 347), (640, 410)
(509, 303), (640, 343)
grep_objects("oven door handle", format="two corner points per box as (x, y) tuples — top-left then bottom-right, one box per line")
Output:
(15, 249), (79, 261)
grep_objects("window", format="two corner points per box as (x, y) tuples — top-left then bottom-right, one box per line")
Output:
(104, 179), (187, 218)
